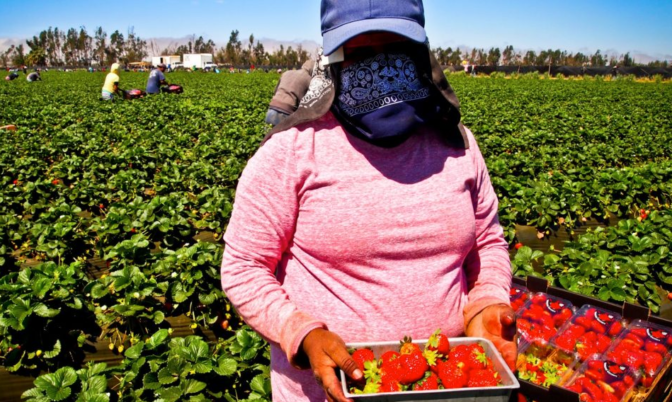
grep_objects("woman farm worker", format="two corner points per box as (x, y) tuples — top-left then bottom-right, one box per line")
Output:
(101, 63), (122, 100)
(220, 1), (516, 401)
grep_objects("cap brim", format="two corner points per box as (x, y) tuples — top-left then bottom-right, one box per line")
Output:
(323, 18), (426, 56)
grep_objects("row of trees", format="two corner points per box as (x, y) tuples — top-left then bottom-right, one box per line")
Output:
(1, 26), (312, 68)
(2, 25), (668, 69)
(433, 45), (669, 68)
(155, 31), (311, 67)
(1, 26), (147, 68)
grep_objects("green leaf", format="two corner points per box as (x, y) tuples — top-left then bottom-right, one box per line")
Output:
(33, 303), (60, 318)
(44, 339), (62, 359)
(143, 372), (161, 390)
(35, 367), (77, 401)
(250, 374), (271, 396)
(157, 385), (184, 402)
(146, 329), (170, 350)
(158, 367), (178, 385)
(182, 379), (207, 395)
(124, 342), (145, 360)
(214, 358), (237, 376)
(610, 288), (627, 302)
(76, 391), (109, 402)
(597, 286), (611, 301)
(84, 376), (108, 394)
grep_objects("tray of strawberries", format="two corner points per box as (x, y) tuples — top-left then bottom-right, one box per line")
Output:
(340, 330), (519, 401)
(551, 305), (625, 363)
(516, 292), (575, 346)
(563, 355), (641, 402)
(509, 283), (530, 314)
(604, 319), (672, 389)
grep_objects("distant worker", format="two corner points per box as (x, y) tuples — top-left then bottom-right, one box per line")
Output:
(5, 72), (19, 81)
(26, 70), (41, 82)
(146, 63), (169, 94)
(101, 63), (122, 100)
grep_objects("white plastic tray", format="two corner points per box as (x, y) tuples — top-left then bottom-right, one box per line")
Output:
(340, 337), (519, 402)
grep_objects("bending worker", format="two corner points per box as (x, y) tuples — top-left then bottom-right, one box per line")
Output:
(101, 63), (122, 100)
(146, 63), (169, 94)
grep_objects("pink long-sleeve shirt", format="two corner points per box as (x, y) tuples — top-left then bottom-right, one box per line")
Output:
(221, 112), (512, 401)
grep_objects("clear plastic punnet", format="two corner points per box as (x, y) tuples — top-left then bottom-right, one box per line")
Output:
(509, 283), (530, 314)
(563, 355), (641, 402)
(603, 319), (672, 389)
(551, 304), (625, 363)
(515, 340), (578, 388)
(516, 292), (575, 346)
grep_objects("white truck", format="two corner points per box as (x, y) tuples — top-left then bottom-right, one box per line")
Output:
(182, 53), (214, 70)
(151, 55), (181, 68)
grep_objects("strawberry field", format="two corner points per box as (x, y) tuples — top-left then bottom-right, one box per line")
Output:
(1, 70), (671, 401)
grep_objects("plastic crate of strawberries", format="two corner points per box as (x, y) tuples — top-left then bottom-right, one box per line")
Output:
(509, 283), (530, 314)
(551, 305), (625, 363)
(515, 341), (578, 388)
(603, 319), (672, 389)
(563, 355), (641, 402)
(340, 330), (519, 401)
(516, 292), (575, 346)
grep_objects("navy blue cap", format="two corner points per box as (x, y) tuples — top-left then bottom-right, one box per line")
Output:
(321, 0), (426, 56)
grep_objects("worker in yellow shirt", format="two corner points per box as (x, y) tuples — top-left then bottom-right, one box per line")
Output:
(101, 63), (122, 100)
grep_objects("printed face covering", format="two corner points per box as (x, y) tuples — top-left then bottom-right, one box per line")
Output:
(334, 50), (438, 143)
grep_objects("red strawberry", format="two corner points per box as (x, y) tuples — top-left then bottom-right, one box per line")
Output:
(13, 179), (18, 185)
(610, 381), (627, 398)
(620, 336), (643, 350)
(352, 348), (375, 372)
(397, 350), (429, 385)
(467, 368), (499, 387)
(466, 345), (491, 370)
(575, 316), (592, 330)
(51, 179), (59, 185)
(515, 242), (523, 250)
(438, 360), (467, 388)
(427, 329), (450, 355)
(629, 328), (648, 339)
(642, 351), (663, 376)
(608, 321), (623, 337)
(379, 379), (402, 393)
(380, 350), (400, 369)
(620, 349), (644, 369)
(399, 336), (421, 355)
(644, 340), (668, 355)
(449, 344), (471, 366)
(668, 292), (672, 301)
(595, 334), (612, 353)
(582, 378), (603, 400)
(412, 372), (439, 390)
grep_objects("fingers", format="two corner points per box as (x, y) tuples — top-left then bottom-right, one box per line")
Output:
(330, 344), (363, 381)
(314, 365), (352, 402)
(499, 307), (517, 341)
(497, 338), (518, 372)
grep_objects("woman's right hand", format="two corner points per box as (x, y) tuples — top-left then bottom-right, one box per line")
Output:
(301, 328), (363, 402)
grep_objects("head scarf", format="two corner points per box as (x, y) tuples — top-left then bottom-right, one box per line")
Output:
(110, 63), (120, 75)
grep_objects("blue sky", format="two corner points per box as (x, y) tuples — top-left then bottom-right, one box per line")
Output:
(1, 0), (671, 61)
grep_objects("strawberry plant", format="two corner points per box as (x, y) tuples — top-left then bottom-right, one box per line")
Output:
(21, 362), (113, 402)
(0, 262), (97, 374)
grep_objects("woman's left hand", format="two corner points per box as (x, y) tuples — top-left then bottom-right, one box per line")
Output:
(465, 304), (517, 371)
